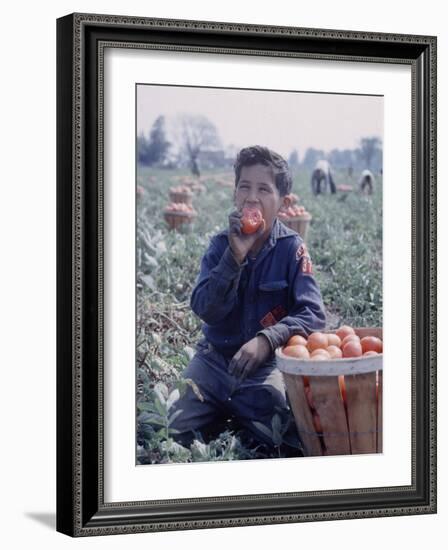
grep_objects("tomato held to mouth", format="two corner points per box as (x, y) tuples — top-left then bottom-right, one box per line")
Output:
(241, 207), (264, 234)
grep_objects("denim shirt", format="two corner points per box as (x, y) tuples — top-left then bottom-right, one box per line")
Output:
(190, 219), (326, 358)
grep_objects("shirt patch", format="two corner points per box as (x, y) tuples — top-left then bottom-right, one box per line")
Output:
(271, 305), (287, 320)
(296, 243), (309, 260)
(260, 311), (276, 328)
(301, 256), (313, 274)
(260, 305), (288, 328)
(296, 243), (314, 274)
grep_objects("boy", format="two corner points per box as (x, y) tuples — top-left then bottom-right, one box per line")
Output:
(170, 145), (326, 453)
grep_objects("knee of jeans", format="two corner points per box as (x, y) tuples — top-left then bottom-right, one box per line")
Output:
(168, 388), (218, 440)
(182, 349), (217, 387)
(251, 386), (287, 417)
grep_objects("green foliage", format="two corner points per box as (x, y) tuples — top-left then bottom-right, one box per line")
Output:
(189, 432), (262, 462)
(292, 167), (383, 327)
(252, 412), (297, 457)
(136, 377), (280, 463)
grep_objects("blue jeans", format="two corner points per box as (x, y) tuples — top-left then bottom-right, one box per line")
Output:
(170, 340), (300, 451)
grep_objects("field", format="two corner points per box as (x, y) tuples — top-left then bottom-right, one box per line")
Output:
(136, 165), (382, 463)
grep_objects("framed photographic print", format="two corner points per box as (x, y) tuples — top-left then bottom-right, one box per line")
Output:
(57, 13), (437, 536)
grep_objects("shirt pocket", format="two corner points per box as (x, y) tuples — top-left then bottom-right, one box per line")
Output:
(258, 280), (289, 315)
(259, 280), (289, 292)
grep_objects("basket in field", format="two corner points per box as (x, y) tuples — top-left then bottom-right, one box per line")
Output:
(186, 181), (207, 194)
(281, 213), (312, 241)
(276, 328), (383, 457)
(163, 203), (197, 231)
(169, 186), (194, 205)
(337, 184), (354, 193)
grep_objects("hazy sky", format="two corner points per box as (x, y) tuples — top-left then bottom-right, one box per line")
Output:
(137, 84), (383, 158)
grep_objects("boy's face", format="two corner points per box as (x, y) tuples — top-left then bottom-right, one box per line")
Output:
(234, 163), (288, 231)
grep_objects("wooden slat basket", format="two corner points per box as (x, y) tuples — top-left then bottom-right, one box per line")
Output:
(163, 210), (197, 231)
(168, 189), (193, 205)
(276, 328), (383, 457)
(282, 213), (312, 241)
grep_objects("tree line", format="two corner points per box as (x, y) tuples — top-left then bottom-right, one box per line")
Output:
(289, 137), (382, 174)
(138, 115), (383, 175)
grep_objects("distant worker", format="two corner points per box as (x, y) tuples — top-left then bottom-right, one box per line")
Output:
(310, 159), (337, 195)
(358, 169), (375, 195)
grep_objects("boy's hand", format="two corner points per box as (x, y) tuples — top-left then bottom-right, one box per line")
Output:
(228, 210), (266, 264)
(228, 335), (272, 381)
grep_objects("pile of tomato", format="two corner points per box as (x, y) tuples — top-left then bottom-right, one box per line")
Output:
(170, 185), (193, 195)
(281, 326), (383, 438)
(278, 204), (310, 219)
(164, 202), (196, 215)
(282, 325), (382, 361)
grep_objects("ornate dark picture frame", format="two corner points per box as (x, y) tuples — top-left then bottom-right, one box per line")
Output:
(56, 13), (437, 537)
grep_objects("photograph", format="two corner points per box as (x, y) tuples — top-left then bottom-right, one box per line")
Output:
(55, 11), (436, 536)
(135, 84), (384, 464)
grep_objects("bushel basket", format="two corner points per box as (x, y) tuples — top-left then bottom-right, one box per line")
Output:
(276, 328), (383, 457)
(281, 213), (312, 241)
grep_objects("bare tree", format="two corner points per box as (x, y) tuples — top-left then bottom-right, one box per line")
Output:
(177, 114), (221, 177)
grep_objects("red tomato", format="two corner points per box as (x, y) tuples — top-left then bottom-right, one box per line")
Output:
(327, 333), (342, 347)
(336, 325), (356, 341)
(338, 375), (347, 404)
(311, 349), (331, 359)
(307, 332), (329, 352)
(282, 344), (310, 359)
(341, 334), (361, 347)
(241, 207), (263, 234)
(360, 336), (383, 354)
(304, 384), (315, 409)
(310, 353), (329, 361)
(327, 345), (343, 359)
(287, 334), (307, 347)
(313, 412), (323, 434)
(342, 340), (363, 358)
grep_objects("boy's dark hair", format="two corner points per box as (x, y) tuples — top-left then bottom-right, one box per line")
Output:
(234, 145), (293, 196)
